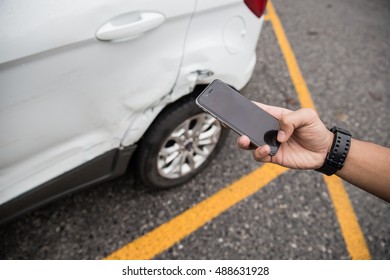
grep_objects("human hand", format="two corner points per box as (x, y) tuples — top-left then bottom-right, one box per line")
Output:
(237, 102), (334, 170)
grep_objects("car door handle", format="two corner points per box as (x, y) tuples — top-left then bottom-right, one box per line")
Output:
(96, 12), (165, 41)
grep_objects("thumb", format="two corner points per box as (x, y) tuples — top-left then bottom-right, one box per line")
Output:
(277, 108), (318, 142)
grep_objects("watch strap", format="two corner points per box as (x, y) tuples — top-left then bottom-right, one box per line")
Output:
(316, 126), (351, 176)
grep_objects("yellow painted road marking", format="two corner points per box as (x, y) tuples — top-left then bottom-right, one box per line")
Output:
(266, 1), (315, 109)
(267, 0), (371, 259)
(105, 164), (288, 260)
(323, 176), (371, 259)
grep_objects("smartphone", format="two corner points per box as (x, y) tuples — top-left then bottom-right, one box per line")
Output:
(196, 79), (280, 156)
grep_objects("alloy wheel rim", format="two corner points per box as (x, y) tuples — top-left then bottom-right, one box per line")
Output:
(157, 113), (222, 179)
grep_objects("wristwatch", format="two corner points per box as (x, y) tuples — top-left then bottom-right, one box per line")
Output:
(316, 126), (352, 176)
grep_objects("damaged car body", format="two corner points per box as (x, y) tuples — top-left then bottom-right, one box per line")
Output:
(0, 0), (268, 223)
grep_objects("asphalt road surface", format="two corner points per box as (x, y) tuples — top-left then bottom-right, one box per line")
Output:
(1, 0), (389, 259)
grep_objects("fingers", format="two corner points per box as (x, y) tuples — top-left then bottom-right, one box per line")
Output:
(277, 130), (287, 142)
(237, 136), (272, 163)
(237, 135), (257, 150)
(253, 145), (272, 163)
(278, 108), (318, 142)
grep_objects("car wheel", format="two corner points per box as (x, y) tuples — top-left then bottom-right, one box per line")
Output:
(135, 94), (229, 189)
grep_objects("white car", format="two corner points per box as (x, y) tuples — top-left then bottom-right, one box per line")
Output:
(0, 0), (267, 223)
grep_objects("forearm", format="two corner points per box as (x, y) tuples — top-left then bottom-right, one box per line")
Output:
(336, 139), (390, 202)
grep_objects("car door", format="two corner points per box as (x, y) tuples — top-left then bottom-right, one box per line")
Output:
(0, 0), (196, 205)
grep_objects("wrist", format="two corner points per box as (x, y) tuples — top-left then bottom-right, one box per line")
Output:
(313, 129), (334, 169)
(325, 129), (335, 153)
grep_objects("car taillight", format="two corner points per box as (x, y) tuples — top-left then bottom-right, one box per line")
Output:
(244, 0), (268, 18)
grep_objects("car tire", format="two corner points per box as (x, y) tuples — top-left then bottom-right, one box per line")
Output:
(134, 93), (229, 189)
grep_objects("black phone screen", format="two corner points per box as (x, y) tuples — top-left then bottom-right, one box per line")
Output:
(196, 80), (280, 155)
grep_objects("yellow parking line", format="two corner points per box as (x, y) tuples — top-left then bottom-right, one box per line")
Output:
(267, 0), (371, 259)
(266, 1), (315, 109)
(323, 176), (371, 259)
(105, 164), (288, 260)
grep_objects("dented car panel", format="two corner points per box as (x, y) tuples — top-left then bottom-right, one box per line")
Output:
(0, 0), (196, 204)
(0, 0), (265, 220)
